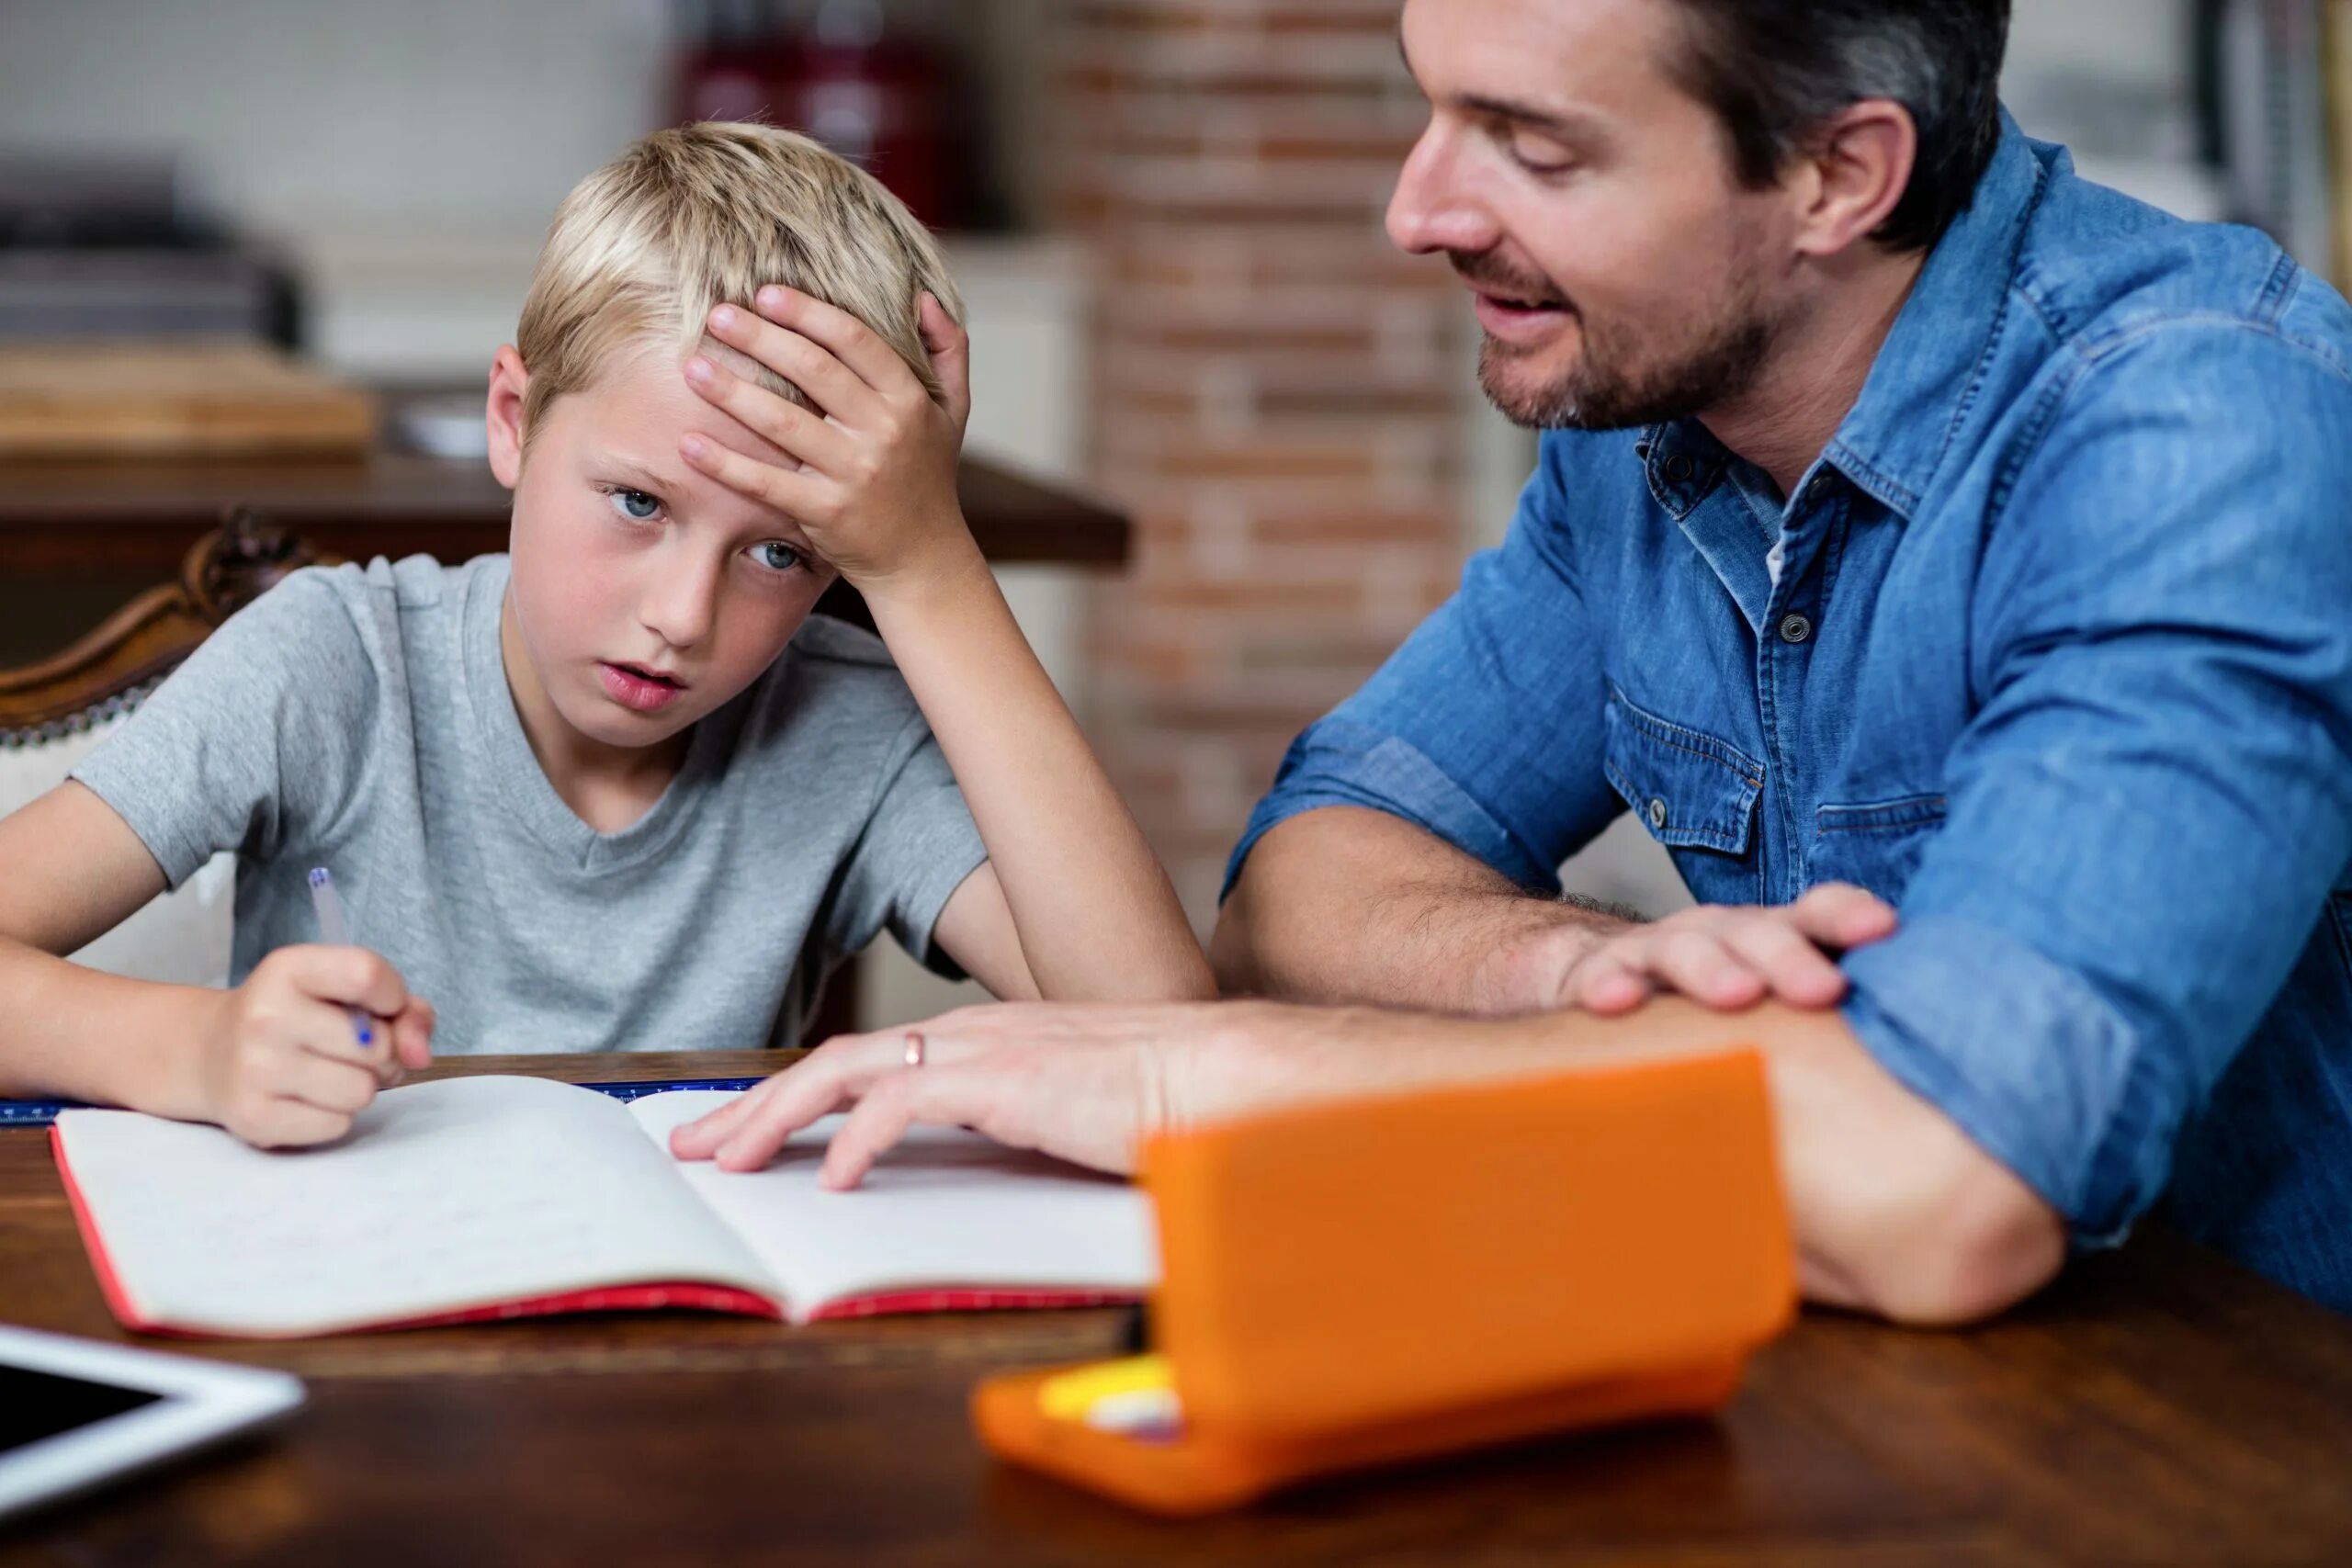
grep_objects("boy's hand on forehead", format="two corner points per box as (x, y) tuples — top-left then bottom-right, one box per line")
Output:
(680, 285), (979, 598)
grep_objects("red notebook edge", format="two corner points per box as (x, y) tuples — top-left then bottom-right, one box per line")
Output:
(50, 1122), (1140, 1338)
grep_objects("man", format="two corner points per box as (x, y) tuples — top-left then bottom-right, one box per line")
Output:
(673, 0), (2352, 1324)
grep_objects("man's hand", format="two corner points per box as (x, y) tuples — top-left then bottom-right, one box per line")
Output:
(669, 1002), (1235, 1188)
(1492, 883), (1899, 1015)
(679, 285), (975, 592)
(188, 946), (435, 1148)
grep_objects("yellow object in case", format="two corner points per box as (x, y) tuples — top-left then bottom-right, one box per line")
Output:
(973, 1049), (1796, 1515)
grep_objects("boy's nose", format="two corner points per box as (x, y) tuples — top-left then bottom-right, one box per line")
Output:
(640, 552), (723, 649)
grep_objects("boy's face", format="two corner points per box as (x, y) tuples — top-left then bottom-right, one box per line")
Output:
(485, 341), (833, 754)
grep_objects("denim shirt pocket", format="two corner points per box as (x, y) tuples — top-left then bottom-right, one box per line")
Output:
(1602, 687), (1764, 869)
(1808, 794), (1950, 904)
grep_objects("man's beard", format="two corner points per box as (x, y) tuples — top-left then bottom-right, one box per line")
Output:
(1464, 260), (1780, 432)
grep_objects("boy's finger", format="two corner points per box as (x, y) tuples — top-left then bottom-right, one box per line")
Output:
(245, 1100), (354, 1151)
(279, 1052), (381, 1117)
(389, 997), (435, 1072)
(282, 996), (393, 1069)
(707, 302), (881, 425)
(917, 293), (971, 431)
(683, 354), (856, 473)
(293, 945), (410, 1021)
(680, 433), (829, 521)
(752, 285), (919, 402)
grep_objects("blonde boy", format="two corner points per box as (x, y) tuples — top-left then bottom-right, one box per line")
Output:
(0, 123), (1212, 1147)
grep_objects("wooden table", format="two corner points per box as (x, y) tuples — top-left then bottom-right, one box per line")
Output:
(5, 1051), (2352, 1567)
(0, 448), (1131, 579)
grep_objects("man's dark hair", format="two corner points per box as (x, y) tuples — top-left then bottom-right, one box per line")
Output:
(1661, 1), (2012, 253)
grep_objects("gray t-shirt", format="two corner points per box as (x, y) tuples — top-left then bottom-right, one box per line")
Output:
(72, 554), (987, 1054)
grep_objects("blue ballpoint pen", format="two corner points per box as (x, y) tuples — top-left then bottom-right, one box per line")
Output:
(307, 867), (374, 1048)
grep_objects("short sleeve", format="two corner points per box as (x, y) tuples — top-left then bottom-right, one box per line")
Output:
(1838, 323), (2352, 1247)
(1223, 434), (1625, 899)
(69, 570), (379, 888)
(819, 713), (989, 979)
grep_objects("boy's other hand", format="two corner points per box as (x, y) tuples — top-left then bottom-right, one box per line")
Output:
(680, 286), (978, 594)
(194, 945), (435, 1149)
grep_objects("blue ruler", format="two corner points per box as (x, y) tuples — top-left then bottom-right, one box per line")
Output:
(0, 1077), (767, 1130)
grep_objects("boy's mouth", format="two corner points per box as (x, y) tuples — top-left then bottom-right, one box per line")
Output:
(598, 660), (689, 713)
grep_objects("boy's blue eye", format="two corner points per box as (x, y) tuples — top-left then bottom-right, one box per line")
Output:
(609, 489), (662, 522)
(752, 541), (804, 573)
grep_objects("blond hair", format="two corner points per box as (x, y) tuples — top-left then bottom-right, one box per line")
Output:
(514, 121), (962, 443)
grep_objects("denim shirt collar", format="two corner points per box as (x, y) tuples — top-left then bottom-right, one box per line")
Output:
(1637, 111), (2049, 522)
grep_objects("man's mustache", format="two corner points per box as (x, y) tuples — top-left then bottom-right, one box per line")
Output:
(1447, 253), (1570, 310)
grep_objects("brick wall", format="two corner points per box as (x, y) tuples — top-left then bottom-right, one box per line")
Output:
(1049, 0), (1476, 924)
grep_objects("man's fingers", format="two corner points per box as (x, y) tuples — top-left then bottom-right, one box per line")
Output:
(1791, 883), (1900, 948)
(684, 1039), (896, 1168)
(669, 1077), (774, 1159)
(1567, 951), (1652, 1014)
(751, 285), (922, 405)
(1724, 918), (1849, 1009)
(1653, 930), (1769, 1009)
(819, 1067), (992, 1190)
(917, 292), (971, 432)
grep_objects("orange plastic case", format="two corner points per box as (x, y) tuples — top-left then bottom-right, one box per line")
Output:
(973, 1049), (1795, 1515)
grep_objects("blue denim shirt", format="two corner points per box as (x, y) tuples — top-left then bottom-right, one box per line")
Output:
(1227, 119), (2352, 1312)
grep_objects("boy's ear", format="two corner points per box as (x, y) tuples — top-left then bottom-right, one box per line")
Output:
(485, 345), (530, 491)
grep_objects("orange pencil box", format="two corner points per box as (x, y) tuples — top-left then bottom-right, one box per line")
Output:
(972, 1048), (1796, 1516)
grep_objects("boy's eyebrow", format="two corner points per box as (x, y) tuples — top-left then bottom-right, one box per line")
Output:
(591, 454), (683, 495)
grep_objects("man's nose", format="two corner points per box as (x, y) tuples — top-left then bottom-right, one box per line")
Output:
(1385, 123), (1497, 257)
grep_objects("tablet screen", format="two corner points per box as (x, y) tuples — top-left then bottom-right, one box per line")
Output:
(0, 1366), (164, 1452)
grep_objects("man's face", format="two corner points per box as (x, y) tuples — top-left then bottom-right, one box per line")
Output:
(1388, 0), (1797, 430)
(492, 344), (832, 754)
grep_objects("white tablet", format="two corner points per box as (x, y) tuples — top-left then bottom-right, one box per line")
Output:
(0, 1325), (304, 1522)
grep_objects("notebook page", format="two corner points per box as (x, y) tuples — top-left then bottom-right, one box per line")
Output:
(56, 1076), (777, 1337)
(627, 1090), (1159, 1323)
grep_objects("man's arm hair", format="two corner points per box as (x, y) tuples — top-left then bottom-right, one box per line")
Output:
(1212, 806), (1625, 1011)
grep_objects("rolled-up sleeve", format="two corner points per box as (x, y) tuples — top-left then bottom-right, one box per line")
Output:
(1222, 437), (1627, 899)
(1840, 324), (2352, 1246)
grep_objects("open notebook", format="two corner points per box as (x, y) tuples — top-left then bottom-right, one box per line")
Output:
(51, 1076), (1157, 1338)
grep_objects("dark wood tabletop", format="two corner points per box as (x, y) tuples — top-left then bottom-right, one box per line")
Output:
(5, 1050), (2351, 1567)
(0, 446), (1130, 579)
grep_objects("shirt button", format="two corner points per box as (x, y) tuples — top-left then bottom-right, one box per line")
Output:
(1664, 455), (1693, 482)
(1779, 613), (1813, 644)
(1646, 797), (1668, 829)
(1805, 473), (1830, 501)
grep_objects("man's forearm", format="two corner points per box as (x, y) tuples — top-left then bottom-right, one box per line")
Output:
(1183, 996), (2065, 1325)
(1211, 806), (1625, 1012)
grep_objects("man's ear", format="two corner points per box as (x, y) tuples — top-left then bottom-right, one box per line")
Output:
(485, 344), (530, 491)
(1791, 99), (1917, 259)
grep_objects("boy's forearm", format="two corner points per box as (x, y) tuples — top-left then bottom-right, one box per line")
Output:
(0, 937), (219, 1115)
(863, 540), (1214, 1001)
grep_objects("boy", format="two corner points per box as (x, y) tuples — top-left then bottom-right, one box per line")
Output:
(0, 123), (1213, 1148)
